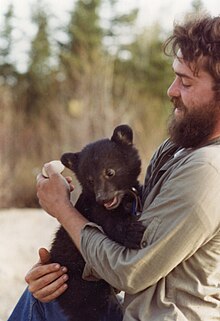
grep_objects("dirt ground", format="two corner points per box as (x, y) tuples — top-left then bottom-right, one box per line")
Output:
(0, 208), (59, 321)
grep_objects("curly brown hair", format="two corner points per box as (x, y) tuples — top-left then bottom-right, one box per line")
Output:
(164, 14), (220, 98)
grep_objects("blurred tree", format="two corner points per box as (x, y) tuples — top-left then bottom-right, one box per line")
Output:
(57, 0), (117, 142)
(0, 4), (18, 85)
(102, 0), (139, 55)
(5, 2), (66, 208)
(113, 23), (172, 96)
(22, 2), (70, 159)
(25, 3), (53, 116)
(59, 0), (103, 85)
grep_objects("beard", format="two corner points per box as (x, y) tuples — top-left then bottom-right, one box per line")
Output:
(168, 97), (220, 148)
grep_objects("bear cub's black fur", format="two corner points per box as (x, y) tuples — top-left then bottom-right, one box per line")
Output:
(50, 125), (145, 321)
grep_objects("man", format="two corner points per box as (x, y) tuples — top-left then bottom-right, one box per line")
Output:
(8, 14), (220, 321)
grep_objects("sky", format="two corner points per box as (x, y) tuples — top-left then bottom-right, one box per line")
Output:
(138, 0), (219, 28)
(1, 0), (219, 27)
(1, 0), (220, 71)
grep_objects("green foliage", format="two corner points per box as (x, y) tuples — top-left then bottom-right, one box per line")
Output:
(59, 0), (103, 82)
(28, 9), (51, 78)
(101, 0), (139, 63)
(114, 24), (173, 99)
(21, 3), (53, 117)
(0, 4), (17, 84)
(0, 4), (14, 61)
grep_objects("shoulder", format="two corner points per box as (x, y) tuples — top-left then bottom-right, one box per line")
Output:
(166, 145), (220, 197)
(185, 144), (220, 172)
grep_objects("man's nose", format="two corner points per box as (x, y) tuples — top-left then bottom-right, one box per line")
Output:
(167, 78), (180, 98)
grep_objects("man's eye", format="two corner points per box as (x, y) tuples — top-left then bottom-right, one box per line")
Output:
(182, 83), (191, 88)
(181, 79), (191, 88)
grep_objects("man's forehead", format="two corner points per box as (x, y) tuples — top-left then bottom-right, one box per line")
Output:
(174, 49), (207, 77)
(172, 51), (215, 86)
(172, 56), (194, 78)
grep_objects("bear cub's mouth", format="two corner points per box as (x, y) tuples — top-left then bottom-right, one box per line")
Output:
(103, 192), (124, 210)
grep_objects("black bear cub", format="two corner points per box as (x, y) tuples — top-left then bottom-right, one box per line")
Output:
(50, 124), (145, 321)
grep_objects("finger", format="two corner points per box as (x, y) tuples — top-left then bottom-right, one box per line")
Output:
(69, 184), (75, 192)
(28, 267), (68, 292)
(32, 274), (68, 302)
(65, 176), (72, 182)
(44, 163), (59, 178)
(25, 263), (61, 283)
(65, 176), (73, 183)
(65, 177), (75, 192)
(38, 248), (51, 264)
(34, 282), (68, 303)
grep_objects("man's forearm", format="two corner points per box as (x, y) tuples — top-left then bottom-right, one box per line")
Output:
(57, 203), (88, 252)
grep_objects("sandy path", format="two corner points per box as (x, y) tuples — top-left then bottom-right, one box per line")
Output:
(0, 209), (59, 321)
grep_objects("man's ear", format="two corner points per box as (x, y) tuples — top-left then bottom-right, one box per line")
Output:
(61, 152), (80, 173)
(111, 124), (133, 145)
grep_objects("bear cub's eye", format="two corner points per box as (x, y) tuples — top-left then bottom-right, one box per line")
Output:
(105, 168), (115, 178)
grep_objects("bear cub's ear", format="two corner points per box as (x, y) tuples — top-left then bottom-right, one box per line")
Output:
(111, 124), (133, 146)
(61, 152), (80, 172)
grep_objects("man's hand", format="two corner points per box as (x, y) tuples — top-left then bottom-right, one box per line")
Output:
(36, 163), (88, 252)
(25, 248), (68, 303)
(36, 163), (74, 220)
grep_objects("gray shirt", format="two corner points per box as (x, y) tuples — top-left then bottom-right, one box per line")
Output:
(80, 139), (220, 320)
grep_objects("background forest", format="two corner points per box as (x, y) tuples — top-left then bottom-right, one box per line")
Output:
(0, 0), (204, 208)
